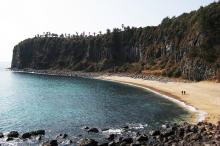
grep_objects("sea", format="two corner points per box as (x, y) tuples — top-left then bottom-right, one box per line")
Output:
(0, 62), (192, 145)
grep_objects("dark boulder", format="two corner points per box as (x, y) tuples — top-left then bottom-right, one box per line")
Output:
(88, 128), (99, 133)
(0, 132), (4, 138)
(21, 132), (32, 139)
(57, 133), (68, 139)
(107, 134), (115, 141)
(190, 125), (198, 133)
(136, 135), (148, 141)
(98, 142), (108, 146)
(43, 140), (58, 146)
(177, 128), (185, 137)
(108, 141), (116, 146)
(6, 137), (14, 141)
(149, 130), (160, 136)
(122, 126), (129, 129)
(119, 141), (127, 146)
(130, 143), (141, 146)
(77, 138), (98, 146)
(183, 132), (194, 141)
(214, 134), (220, 141)
(161, 128), (174, 137)
(122, 137), (133, 143)
(49, 140), (58, 146)
(83, 126), (90, 130)
(30, 129), (45, 135)
(7, 131), (19, 138)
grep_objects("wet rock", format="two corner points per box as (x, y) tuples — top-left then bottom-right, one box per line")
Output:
(57, 133), (68, 139)
(122, 126), (129, 129)
(149, 130), (160, 136)
(83, 126), (90, 130)
(214, 134), (220, 140)
(191, 133), (202, 141)
(130, 143), (141, 146)
(6, 137), (14, 141)
(177, 128), (185, 137)
(21, 132), (32, 139)
(183, 132), (194, 141)
(7, 131), (19, 138)
(43, 140), (58, 146)
(190, 125), (198, 133)
(217, 121), (220, 130)
(98, 142), (108, 146)
(122, 137), (133, 143)
(136, 135), (148, 141)
(119, 141), (127, 146)
(161, 128), (174, 137)
(0, 132), (4, 138)
(107, 134), (115, 141)
(88, 128), (99, 133)
(197, 122), (203, 126)
(30, 129), (45, 135)
(108, 141), (116, 146)
(50, 140), (58, 146)
(77, 138), (98, 146)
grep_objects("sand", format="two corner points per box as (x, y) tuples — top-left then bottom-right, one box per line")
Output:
(95, 75), (220, 124)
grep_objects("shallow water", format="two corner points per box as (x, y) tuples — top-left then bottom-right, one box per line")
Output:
(0, 62), (191, 141)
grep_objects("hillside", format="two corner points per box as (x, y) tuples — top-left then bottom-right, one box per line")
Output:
(11, 2), (220, 81)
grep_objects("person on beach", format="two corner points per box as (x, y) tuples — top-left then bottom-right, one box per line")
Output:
(181, 91), (183, 95)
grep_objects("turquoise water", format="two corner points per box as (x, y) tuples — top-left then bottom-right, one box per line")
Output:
(0, 62), (190, 137)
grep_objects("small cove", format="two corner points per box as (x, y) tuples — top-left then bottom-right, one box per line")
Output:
(0, 62), (192, 141)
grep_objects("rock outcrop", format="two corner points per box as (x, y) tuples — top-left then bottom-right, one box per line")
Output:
(11, 2), (220, 81)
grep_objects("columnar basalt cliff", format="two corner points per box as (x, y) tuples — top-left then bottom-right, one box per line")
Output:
(11, 2), (220, 81)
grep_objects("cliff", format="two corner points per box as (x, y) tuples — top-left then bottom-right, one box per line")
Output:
(11, 2), (220, 81)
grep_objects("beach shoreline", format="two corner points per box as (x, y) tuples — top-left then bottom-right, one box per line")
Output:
(94, 76), (207, 123)
(10, 69), (220, 124)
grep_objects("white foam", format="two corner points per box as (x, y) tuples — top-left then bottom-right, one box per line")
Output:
(102, 128), (124, 134)
(127, 123), (147, 129)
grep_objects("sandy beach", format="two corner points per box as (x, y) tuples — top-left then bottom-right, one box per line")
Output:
(95, 75), (220, 124)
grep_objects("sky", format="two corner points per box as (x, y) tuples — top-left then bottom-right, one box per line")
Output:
(0, 0), (217, 62)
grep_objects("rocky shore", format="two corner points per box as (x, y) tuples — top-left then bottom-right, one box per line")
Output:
(0, 122), (220, 146)
(10, 68), (183, 83)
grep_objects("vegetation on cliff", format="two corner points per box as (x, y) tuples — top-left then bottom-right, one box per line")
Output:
(11, 2), (220, 81)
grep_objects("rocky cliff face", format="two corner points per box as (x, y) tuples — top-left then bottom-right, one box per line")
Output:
(11, 2), (220, 81)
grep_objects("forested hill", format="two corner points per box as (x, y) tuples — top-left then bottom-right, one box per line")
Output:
(11, 2), (220, 81)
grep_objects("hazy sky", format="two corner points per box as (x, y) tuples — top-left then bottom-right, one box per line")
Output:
(0, 0), (216, 62)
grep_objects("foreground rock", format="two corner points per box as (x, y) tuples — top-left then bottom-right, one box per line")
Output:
(77, 121), (220, 146)
(87, 128), (99, 133)
(43, 140), (58, 146)
(7, 131), (19, 138)
(30, 129), (45, 135)
(0, 132), (4, 138)
(1, 121), (220, 145)
(77, 138), (98, 146)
